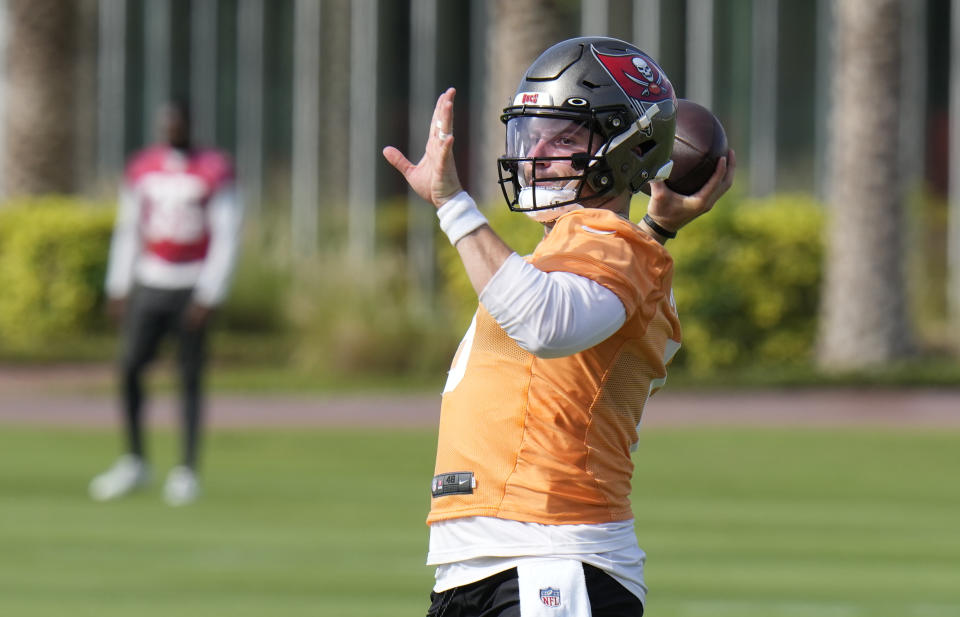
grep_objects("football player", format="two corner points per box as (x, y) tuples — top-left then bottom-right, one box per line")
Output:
(384, 37), (734, 616)
(90, 101), (243, 507)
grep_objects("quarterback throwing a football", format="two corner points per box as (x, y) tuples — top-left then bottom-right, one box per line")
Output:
(384, 37), (734, 617)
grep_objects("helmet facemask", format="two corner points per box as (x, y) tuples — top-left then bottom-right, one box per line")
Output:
(497, 112), (620, 221)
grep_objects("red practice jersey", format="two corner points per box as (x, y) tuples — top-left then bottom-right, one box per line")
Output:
(125, 146), (234, 265)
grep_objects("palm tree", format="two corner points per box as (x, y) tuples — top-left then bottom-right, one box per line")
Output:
(477, 0), (567, 206)
(816, 0), (911, 369)
(2, 0), (77, 197)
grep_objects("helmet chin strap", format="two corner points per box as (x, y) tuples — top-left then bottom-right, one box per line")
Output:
(524, 202), (583, 223)
(518, 180), (583, 223)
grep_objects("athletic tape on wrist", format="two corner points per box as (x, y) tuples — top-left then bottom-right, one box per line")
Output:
(437, 191), (488, 245)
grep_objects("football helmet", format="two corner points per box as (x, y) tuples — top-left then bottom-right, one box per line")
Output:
(498, 37), (677, 221)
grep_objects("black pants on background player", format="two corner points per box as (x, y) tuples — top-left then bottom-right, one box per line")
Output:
(120, 284), (207, 470)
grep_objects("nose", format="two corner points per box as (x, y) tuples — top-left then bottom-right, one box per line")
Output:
(527, 137), (553, 167)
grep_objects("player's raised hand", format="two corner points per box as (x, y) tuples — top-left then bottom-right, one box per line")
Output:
(646, 149), (736, 233)
(382, 87), (463, 208)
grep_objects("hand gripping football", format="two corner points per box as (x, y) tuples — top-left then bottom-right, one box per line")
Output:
(643, 99), (728, 196)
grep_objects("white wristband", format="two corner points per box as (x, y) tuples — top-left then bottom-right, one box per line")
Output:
(436, 191), (488, 245)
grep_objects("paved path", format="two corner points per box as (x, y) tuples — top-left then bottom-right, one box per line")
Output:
(1, 364), (958, 428)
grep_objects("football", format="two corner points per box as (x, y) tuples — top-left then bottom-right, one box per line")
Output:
(644, 99), (728, 196)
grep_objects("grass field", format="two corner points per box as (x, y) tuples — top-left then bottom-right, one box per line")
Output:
(0, 426), (957, 617)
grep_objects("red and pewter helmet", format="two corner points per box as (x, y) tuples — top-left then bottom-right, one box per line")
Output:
(497, 37), (677, 221)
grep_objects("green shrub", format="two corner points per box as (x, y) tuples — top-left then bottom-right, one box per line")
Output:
(0, 192), (825, 379)
(286, 247), (462, 378)
(0, 197), (114, 351)
(669, 193), (824, 374)
(0, 196), (292, 359)
(907, 188), (949, 346)
(217, 230), (291, 333)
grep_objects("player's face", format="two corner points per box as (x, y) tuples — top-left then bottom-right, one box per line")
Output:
(506, 117), (596, 190)
(157, 105), (190, 148)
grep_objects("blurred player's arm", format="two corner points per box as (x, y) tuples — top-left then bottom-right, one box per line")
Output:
(104, 186), (142, 321)
(190, 183), (244, 322)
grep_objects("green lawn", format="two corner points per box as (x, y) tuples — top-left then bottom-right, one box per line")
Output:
(0, 426), (957, 617)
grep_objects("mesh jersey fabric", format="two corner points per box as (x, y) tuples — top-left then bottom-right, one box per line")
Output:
(429, 208), (681, 526)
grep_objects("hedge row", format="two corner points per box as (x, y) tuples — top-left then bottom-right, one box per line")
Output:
(668, 194), (823, 373)
(0, 197), (114, 351)
(0, 193), (824, 374)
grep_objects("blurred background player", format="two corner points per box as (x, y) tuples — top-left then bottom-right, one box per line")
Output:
(384, 37), (734, 615)
(90, 101), (243, 506)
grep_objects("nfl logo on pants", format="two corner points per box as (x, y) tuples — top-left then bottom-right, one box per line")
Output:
(539, 587), (561, 607)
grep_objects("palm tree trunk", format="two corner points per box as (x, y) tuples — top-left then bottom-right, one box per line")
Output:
(2, 0), (77, 197)
(817, 0), (911, 369)
(477, 0), (565, 206)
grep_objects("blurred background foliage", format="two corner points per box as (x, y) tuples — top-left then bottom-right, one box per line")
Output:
(0, 197), (114, 351)
(2, 191), (953, 387)
(0, 0), (956, 387)
(668, 193), (823, 375)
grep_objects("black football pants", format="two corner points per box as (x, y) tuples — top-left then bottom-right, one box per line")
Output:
(426, 562), (644, 617)
(119, 284), (207, 469)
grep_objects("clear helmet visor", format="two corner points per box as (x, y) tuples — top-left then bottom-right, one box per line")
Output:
(505, 116), (596, 190)
(501, 116), (601, 221)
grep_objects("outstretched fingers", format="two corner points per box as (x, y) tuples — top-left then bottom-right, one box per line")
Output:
(720, 149), (736, 191)
(695, 149), (736, 205)
(383, 86), (463, 206)
(430, 88), (456, 146)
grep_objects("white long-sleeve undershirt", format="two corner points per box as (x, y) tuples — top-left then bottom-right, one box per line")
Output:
(478, 252), (626, 358)
(192, 186), (244, 305)
(104, 187), (141, 300)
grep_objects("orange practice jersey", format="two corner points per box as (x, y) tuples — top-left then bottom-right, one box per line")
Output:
(429, 209), (681, 526)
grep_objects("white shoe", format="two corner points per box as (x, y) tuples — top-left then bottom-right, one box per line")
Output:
(89, 454), (151, 501)
(164, 466), (200, 506)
